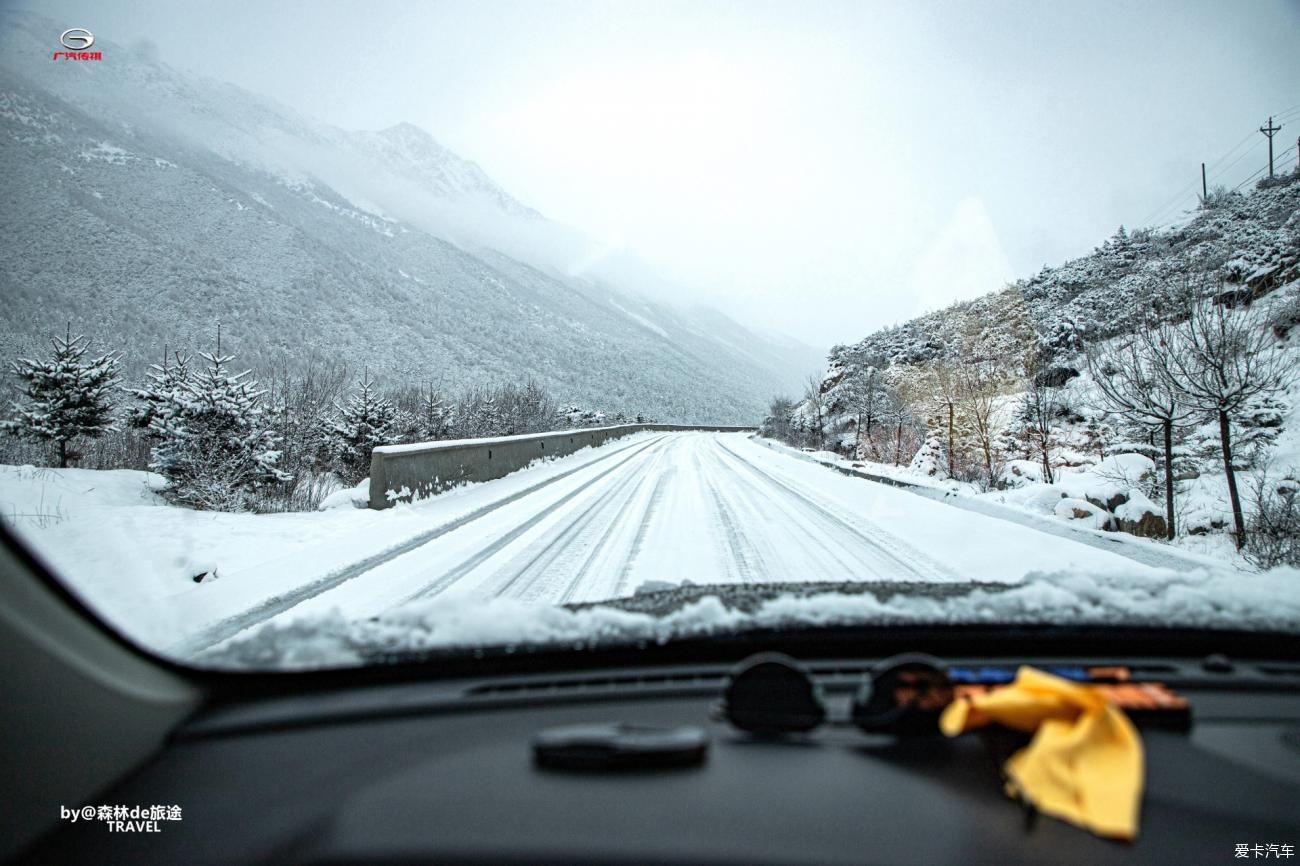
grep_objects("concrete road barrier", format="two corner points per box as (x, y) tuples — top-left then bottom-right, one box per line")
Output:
(368, 424), (756, 509)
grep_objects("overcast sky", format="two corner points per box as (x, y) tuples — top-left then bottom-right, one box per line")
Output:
(14, 0), (1300, 347)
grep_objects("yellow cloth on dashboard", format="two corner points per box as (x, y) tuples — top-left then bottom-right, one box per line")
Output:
(939, 665), (1143, 840)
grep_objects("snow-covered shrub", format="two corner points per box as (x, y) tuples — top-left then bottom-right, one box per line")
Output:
(909, 432), (948, 478)
(1086, 453), (1157, 504)
(3, 329), (121, 468)
(760, 395), (798, 444)
(1200, 185), (1239, 210)
(1244, 470), (1300, 569)
(149, 347), (290, 511)
(1271, 292), (1300, 341)
(251, 470), (346, 513)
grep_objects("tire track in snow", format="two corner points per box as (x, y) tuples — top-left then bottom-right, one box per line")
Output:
(399, 436), (671, 604)
(702, 439), (889, 580)
(174, 434), (665, 655)
(610, 458), (673, 600)
(496, 439), (670, 603)
(694, 442), (765, 585)
(555, 443), (674, 604)
(713, 439), (961, 583)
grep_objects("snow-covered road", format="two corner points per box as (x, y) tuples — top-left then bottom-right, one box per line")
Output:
(5, 431), (1220, 659)
(186, 431), (1194, 654)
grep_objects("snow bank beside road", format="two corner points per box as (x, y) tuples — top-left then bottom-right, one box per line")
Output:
(204, 564), (1300, 669)
(750, 436), (1224, 572)
(0, 433), (662, 649)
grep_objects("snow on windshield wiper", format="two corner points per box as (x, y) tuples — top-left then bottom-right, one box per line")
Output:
(200, 564), (1300, 670)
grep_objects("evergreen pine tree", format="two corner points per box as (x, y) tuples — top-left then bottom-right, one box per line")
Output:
(126, 349), (192, 438)
(326, 374), (401, 484)
(4, 327), (121, 467)
(419, 384), (451, 441)
(149, 334), (289, 511)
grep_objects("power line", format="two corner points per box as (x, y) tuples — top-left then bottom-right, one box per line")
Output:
(1228, 145), (1297, 195)
(1274, 100), (1300, 119)
(1150, 150), (1295, 232)
(1141, 132), (1262, 227)
(1268, 146), (1297, 174)
(1232, 163), (1268, 193)
(1137, 101), (1298, 228)
(1136, 182), (1201, 229)
(1208, 128), (1262, 170)
(1138, 132), (1254, 226)
(1211, 136), (1263, 178)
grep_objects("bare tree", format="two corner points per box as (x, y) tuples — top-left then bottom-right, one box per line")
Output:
(1016, 351), (1059, 485)
(1085, 334), (1195, 539)
(838, 365), (887, 458)
(802, 373), (826, 450)
(1149, 300), (1296, 549)
(955, 362), (1010, 489)
(929, 362), (960, 478)
(882, 368), (926, 466)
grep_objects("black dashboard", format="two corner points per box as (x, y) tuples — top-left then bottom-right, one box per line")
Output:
(17, 655), (1300, 865)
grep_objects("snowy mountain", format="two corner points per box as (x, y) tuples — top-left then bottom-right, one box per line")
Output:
(0, 11), (820, 423)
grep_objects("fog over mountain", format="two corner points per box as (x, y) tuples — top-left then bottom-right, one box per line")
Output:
(0, 11), (821, 423)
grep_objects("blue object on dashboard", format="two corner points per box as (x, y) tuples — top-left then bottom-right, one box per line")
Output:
(948, 666), (1090, 684)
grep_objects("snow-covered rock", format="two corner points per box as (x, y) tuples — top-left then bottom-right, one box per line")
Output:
(1114, 488), (1167, 538)
(1000, 460), (1047, 487)
(318, 478), (370, 511)
(1053, 497), (1114, 531)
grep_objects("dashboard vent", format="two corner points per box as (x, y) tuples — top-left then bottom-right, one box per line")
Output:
(466, 670), (727, 697)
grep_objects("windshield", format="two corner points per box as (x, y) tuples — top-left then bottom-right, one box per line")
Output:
(1, 2), (1298, 671)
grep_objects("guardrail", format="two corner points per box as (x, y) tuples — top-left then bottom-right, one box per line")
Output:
(368, 424), (756, 509)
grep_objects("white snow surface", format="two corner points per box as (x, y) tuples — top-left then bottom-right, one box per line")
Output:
(209, 563), (1300, 669)
(3, 431), (1294, 670)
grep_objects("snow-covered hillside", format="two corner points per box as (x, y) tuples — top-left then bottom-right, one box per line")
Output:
(0, 11), (820, 423)
(827, 177), (1298, 372)
(781, 170), (1299, 568)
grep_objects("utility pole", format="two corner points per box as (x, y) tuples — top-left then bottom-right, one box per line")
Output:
(1201, 162), (1207, 201)
(1259, 116), (1282, 178)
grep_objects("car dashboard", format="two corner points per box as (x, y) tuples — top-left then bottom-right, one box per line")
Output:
(17, 655), (1300, 865)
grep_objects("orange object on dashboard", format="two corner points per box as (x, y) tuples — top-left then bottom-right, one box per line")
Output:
(953, 681), (1190, 730)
